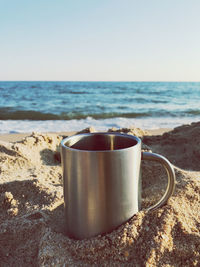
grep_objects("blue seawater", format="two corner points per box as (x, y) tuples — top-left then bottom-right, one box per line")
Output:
(0, 81), (200, 133)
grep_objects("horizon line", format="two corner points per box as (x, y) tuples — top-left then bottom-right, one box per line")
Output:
(0, 80), (200, 82)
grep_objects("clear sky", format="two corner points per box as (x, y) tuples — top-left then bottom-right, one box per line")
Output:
(0, 0), (200, 81)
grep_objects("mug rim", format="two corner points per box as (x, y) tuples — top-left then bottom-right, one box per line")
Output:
(61, 132), (141, 152)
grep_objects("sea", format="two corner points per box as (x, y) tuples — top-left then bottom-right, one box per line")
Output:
(0, 81), (200, 134)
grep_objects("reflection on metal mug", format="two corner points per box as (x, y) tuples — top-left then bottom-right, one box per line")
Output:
(61, 132), (175, 239)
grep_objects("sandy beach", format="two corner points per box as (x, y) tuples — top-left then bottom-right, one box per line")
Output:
(0, 123), (200, 266)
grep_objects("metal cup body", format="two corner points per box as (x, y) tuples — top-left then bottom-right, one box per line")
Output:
(61, 132), (141, 239)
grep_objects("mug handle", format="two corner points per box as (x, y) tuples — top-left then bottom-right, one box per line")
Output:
(141, 151), (176, 211)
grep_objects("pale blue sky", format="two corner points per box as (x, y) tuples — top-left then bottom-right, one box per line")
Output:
(0, 0), (200, 81)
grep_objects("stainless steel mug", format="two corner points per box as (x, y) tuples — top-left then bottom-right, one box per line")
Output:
(61, 132), (175, 239)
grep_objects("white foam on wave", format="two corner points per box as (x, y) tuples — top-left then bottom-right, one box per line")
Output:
(0, 117), (199, 134)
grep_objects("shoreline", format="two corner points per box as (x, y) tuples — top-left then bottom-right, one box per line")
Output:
(1, 117), (199, 137)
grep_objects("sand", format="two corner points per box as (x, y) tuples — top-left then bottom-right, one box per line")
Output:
(0, 123), (200, 266)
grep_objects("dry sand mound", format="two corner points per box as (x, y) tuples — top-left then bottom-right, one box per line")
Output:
(0, 124), (200, 266)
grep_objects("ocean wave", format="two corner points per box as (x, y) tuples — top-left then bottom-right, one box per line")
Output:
(0, 108), (151, 120)
(1, 107), (200, 120)
(68, 91), (89, 94)
(0, 108), (58, 120)
(185, 109), (200, 115)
